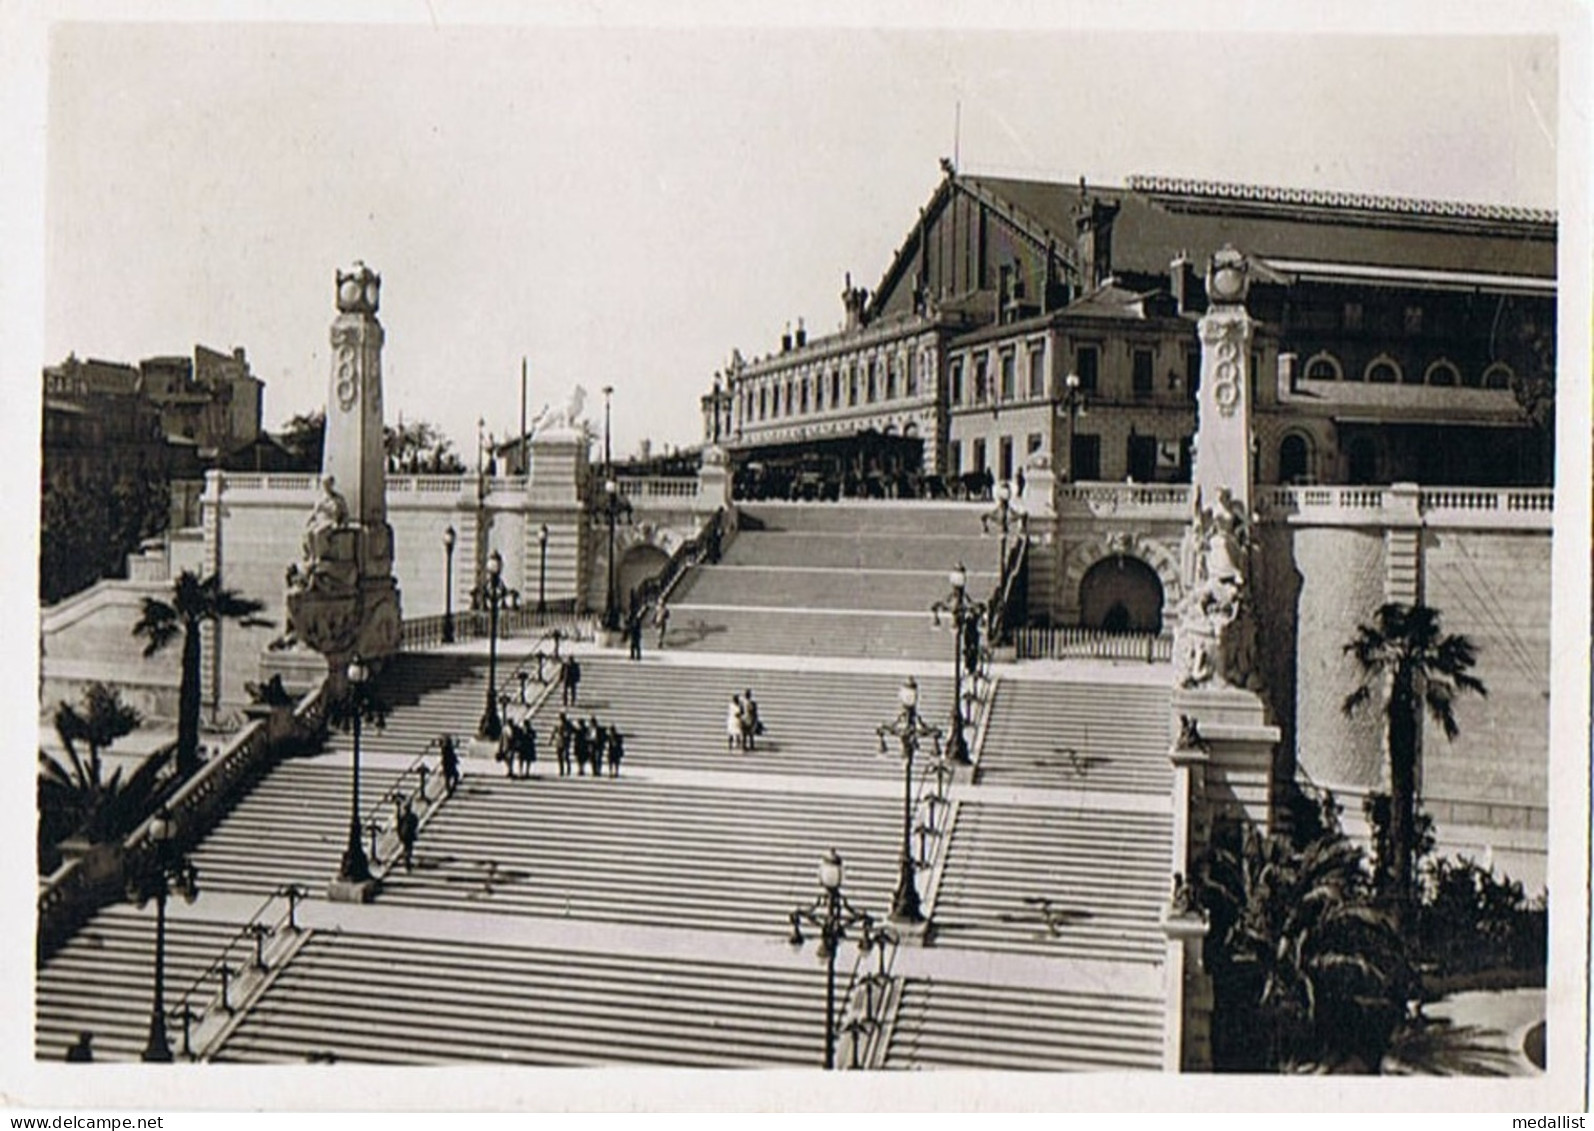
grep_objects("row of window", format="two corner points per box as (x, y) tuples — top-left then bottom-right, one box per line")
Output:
(947, 341), (1049, 406)
(739, 350), (932, 425)
(947, 432), (1047, 482)
(1301, 351), (1515, 389)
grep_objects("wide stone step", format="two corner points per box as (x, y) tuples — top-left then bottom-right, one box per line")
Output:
(36, 908), (247, 1062)
(215, 929), (834, 1067)
(737, 502), (993, 536)
(975, 681), (1174, 793)
(930, 802), (1173, 962)
(885, 979), (1164, 1071)
(720, 532), (999, 573)
(671, 563), (996, 612)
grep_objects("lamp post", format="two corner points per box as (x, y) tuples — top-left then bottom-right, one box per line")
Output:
(876, 677), (942, 925)
(1059, 371), (1087, 482)
(338, 654), (373, 886)
(442, 526), (457, 643)
(932, 564), (988, 765)
(479, 549), (505, 740)
(536, 523), (549, 613)
(603, 478), (621, 631)
(130, 808), (199, 1063)
(788, 849), (883, 1070)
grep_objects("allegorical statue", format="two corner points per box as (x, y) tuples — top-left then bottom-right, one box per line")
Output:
(1173, 485), (1259, 691)
(287, 475), (356, 598)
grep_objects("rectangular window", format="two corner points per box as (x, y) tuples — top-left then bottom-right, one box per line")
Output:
(1071, 433), (1100, 481)
(907, 353), (920, 397)
(998, 435), (1014, 481)
(759, 386), (767, 420)
(1128, 434), (1158, 482)
(1026, 432), (1043, 455)
(972, 437), (988, 474)
(1076, 344), (1099, 393)
(1000, 352), (1016, 401)
(831, 370), (841, 407)
(814, 375), (824, 411)
(848, 365), (859, 406)
(948, 439), (962, 477)
(974, 354), (989, 403)
(866, 360), (878, 403)
(1028, 343), (1046, 398)
(949, 359), (964, 405)
(886, 357), (898, 400)
(1132, 348), (1154, 397)
(1186, 349), (1201, 400)
(800, 379), (809, 414)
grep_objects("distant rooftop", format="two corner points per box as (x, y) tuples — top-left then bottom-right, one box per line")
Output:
(1126, 174), (1557, 226)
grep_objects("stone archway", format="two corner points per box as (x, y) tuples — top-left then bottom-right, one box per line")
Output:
(1079, 555), (1165, 633)
(1060, 530), (1183, 624)
(617, 543), (670, 612)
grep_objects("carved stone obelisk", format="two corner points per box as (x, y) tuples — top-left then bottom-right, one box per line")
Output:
(283, 263), (403, 682)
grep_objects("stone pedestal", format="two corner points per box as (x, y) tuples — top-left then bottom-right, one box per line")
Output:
(1174, 686), (1280, 830)
(1161, 911), (1213, 1072)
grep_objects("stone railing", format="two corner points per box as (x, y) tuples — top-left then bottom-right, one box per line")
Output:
(386, 475), (471, 494)
(616, 475), (701, 502)
(1260, 484), (1554, 529)
(1055, 483), (1192, 520)
(1013, 626), (1172, 663)
(400, 606), (591, 651)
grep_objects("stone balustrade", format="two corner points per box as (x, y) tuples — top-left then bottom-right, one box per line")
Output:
(616, 475), (701, 502)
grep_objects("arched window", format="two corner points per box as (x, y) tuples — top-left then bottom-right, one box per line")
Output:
(814, 374), (825, 411)
(1426, 359), (1463, 388)
(1279, 433), (1312, 484)
(1364, 355), (1402, 384)
(1304, 352), (1342, 382)
(1079, 555), (1164, 634)
(1482, 362), (1514, 390)
(885, 356), (898, 400)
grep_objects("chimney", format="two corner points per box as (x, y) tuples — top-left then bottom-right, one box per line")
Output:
(795, 318), (807, 348)
(232, 346), (247, 364)
(1170, 251), (1200, 314)
(782, 322), (793, 353)
(1073, 183), (1120, 291)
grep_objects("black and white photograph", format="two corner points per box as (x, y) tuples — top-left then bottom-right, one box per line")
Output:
(4, 0), (1589, 1117)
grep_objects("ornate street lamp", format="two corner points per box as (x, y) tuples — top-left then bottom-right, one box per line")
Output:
(788, 849), (886, 1070)
(128, 807), (198, 1062)
(1059, 371), (1087, 482)
(478, 549), (506, 740)
(876, 677), (942, 925)
(931, 564), (989, 765)
(981, 479), (1028, 595)
(536, 523), (549, 613)
(338, 654), (374, 886)
(442, 525), (457, 644)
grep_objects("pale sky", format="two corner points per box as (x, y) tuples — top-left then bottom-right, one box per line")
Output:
(38, 16), (1561, 462)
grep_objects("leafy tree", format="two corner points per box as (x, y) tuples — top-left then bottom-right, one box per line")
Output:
(276, 409), (326, 471)
(384, 417), (466, 474)
(1343, 603), (1485, 929)
(1198, 819), (1413, 1072)
(39, 468), (169, 604)
(133, 571), (271, 777)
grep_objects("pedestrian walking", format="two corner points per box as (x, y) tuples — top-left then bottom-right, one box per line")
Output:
(439, 733), (461, 794)
(589, 714), (608, 772)
(65, 1032), (94, 1063)
(563, 655), (582, 707)
(499, 719), (518, 777)
(516, 723), (537, 777)
(741, 689), (763, 751)
(554, 712), (572, 777)
(574, 718), (591, 776)
(656, 602), (671, 649)
(627, 612), (643, 661)
(727, 694), (743, 752)
(396, 798), (419, 872)
(606, 724), (625, 777)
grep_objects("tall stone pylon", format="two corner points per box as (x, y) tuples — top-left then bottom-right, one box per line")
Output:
(1168, 245), (1279, 826)
(283, 262), (403, 679)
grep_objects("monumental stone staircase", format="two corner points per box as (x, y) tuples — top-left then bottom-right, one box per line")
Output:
(664, 502), (1002, 660)
(37, 500), (1180, 1072)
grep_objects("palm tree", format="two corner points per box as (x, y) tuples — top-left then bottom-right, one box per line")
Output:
(1343, 602), (1486, 927)
(1200, 822), (1412, 1072)
(39, 684), (160, 860)
(133, 571), (271, 777)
